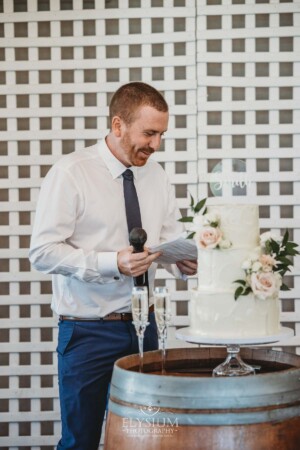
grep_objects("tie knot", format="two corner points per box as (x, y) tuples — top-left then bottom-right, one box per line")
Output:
(122, 169), (134, 181)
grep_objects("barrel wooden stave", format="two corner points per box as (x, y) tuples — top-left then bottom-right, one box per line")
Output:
(105, 414), (300, 450)
(104, 348), (300, 450)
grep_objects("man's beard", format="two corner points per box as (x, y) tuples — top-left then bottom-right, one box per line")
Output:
(120, 133), (154, 165)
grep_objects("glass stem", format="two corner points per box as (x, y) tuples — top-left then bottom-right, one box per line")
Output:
(161, 340), (166, 374)
(138, 334), (144, 373)
(159, 327), (167, 374)
(226, 345), (241, 364)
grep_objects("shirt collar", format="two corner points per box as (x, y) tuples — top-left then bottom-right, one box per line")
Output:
(98, 138), (138, 180)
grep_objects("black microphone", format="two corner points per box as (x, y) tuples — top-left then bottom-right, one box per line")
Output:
(129, 227), (148, 287)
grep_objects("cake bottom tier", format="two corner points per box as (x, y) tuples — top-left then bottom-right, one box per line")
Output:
(189, 288), (281, 338)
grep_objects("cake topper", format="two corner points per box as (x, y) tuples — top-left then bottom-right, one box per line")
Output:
(210, 159), (250, 197)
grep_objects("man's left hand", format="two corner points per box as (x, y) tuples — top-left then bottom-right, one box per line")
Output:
(176, 259), (197, 276)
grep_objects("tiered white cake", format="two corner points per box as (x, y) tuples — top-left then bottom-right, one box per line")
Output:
(189, 204), (281, 338)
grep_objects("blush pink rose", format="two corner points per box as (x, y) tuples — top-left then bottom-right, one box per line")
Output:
(197, 226), (223, 249)
(259, 254), (277, 272)
(250, 271), (281, 300)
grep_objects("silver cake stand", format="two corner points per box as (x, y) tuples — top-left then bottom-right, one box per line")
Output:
(176, 326), (294, 377)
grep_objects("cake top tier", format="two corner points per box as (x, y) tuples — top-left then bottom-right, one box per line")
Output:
(205, 204), (259, 249)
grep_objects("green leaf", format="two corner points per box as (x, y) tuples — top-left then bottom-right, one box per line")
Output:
(286, 242), (299, 248)
(243, 287), (252, 296)
(276, 256), (292, 265)
(282, 230), (289, 247)
(210, 221), (219, 228)
(189, 194), (195, 210)
(234, 286), (244, 301)
(178, 216), (194, 223)
(269, 239), (280, 254)
(275, 265), (288, 274)
(194, 198), (207, 214)
(187, 232), (195, 239)
(234, 279), (246, 286)
(265, 241), (272, 255)
(285, 242), (299, 254)
(280, 283), (290, 291)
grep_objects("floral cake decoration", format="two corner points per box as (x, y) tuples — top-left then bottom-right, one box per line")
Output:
(180, 195), (299, 302)
(179, 196), (231, 249)
(234, 231), (299, 301)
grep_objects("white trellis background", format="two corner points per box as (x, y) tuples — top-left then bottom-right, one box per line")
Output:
(0, 0), (299, 448)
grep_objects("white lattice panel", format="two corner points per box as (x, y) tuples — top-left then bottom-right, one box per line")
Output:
(0, 0), (299, 448)
(0, 0), (197, 447)
(196, 0), (300, 354)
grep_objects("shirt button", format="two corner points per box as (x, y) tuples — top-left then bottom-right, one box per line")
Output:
(114, 276), (120, 280)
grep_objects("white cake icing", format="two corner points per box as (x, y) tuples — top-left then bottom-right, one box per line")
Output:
(190, 204), (281, 338)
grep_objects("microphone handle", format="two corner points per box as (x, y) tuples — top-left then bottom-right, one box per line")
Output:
(135, 272), (148, 287)
(132, 245), (148, 287)
(129, 228), (148, 288)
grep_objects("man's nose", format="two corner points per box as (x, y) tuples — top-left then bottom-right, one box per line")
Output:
(150, 134), (161, 150)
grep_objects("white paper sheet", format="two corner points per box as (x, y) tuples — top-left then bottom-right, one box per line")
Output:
(149, 233), (197, 264)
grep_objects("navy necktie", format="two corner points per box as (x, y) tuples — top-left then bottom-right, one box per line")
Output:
(122, 169), (142, 232)
(122, 169), (148, 288)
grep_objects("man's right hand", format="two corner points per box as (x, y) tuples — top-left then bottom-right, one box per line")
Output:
(117, 246), (161, 277)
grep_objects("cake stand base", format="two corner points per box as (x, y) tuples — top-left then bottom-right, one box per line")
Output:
(212, 344), (256, 376)
(175, 327), (294, 377)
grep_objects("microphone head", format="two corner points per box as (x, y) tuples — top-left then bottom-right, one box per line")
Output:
(129, 227), (147, 252)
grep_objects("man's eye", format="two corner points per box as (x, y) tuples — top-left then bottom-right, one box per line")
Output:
(144, 132), (165, 137)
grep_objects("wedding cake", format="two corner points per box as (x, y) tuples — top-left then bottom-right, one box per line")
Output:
(189, 203), (292, 338)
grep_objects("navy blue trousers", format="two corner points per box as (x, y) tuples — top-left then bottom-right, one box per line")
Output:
(56, 313), (158, 450)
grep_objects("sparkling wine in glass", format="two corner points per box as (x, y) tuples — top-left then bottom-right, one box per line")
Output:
(154, 286), (171, 374)
(131, 286), (149, 373)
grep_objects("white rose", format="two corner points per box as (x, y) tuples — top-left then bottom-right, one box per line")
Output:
(197, 226), (223, 249)
(189, 214), (204, 232)
(241, 259), (252, 270)
(260, 231), (282, 246)
(191, 214), (204, 228)
(203, 213), (219, 226)
(251, 261), (263, 272)
(250, 271), (281, 300)
(218, 239), (232, 249)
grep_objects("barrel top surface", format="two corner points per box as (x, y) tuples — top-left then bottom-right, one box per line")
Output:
(115, 347), (300, 375)
(109, 348), (300, 410)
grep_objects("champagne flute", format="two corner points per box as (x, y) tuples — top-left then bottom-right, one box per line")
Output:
(154, 286), (172, 374)
(131, 286), (149, 373)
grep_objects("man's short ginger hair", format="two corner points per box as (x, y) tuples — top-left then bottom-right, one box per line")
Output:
(109, 82), (168, 126)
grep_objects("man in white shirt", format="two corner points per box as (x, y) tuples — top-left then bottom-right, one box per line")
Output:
(29, 82), (197, 449)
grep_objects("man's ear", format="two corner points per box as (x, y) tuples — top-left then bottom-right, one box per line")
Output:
(111, 116), (123, 137)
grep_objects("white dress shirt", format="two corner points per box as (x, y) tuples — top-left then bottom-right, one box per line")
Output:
(29, 139), (184, 317)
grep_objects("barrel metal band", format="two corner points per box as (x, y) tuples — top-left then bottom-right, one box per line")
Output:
(108, 398), (300, 426)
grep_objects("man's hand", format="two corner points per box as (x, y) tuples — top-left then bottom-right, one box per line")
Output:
(117, 246), (161, 277)
(176, 259), (197, 276)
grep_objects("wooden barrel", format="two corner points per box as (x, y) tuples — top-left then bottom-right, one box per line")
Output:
(104, 347), (300, 450)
